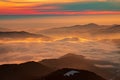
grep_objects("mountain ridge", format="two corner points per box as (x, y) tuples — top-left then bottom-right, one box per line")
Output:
(38, 24), (120, 39)
(0, 31), (51, 41)
(0, 53), (119, 80)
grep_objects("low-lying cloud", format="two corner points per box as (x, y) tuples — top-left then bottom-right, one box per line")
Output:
(0, 40), (119, 65)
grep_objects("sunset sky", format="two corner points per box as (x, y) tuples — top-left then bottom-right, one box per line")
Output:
(0, 0), (120, 29)
(0, 0), (120, 15)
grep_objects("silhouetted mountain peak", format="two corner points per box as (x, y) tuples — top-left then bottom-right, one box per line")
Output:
(62, 53), (76, 57)
(18, 31), (30, 34)
(40, 53), (93, 71)
(61, 53), (84, 59)
(20, 61), (42, 66)
(85, 23), (99, 26)
(19, 61), (51, 71)
(72, 25), (81, 27)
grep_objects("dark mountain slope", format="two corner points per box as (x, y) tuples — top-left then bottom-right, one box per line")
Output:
(0, 61), (53, 80)
(0, 31), (51, 41)
(40, 53), (119, 80)
(38, 23), (102, 37)
(38, 24), (120, 39)
(41, 53), (93, 69)
(40, 68), (106, 80)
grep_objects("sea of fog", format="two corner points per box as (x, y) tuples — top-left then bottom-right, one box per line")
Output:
(0, 40), (120, 66)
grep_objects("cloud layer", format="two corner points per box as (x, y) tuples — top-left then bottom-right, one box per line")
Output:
(0, 41), (119, 65)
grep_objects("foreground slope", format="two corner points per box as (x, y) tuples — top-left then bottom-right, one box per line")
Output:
(40, 53), (120, 80)
(39, 68), (106, 80)
(0, 61), (53, 80)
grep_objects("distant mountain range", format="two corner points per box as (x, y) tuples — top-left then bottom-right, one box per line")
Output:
(38, 23), (120, 40)
(99, 25), (120, 33)
(0, 24), (119, 42)
(0, 53), (119, 80)
(0, 31), (51, 41)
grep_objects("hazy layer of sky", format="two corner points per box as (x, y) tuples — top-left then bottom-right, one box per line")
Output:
(0, 15), (120, 32)
(0, 0), (119, 31)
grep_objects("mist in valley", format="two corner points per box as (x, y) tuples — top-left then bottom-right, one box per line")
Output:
(0, 24), (120, 80)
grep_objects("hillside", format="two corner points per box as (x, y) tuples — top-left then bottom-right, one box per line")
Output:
(39, 68), (106, 80)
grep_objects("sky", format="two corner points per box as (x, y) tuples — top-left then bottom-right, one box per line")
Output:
(0, 0), (120, 29)
(0, 0), (120, 15)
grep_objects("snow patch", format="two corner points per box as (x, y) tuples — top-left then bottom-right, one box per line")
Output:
(64, 70), (79, 77)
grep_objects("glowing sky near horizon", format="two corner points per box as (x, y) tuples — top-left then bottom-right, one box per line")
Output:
(0, 0), (120, 26)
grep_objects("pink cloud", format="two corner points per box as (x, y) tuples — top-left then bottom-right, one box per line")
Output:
(0, 8), (120, 15)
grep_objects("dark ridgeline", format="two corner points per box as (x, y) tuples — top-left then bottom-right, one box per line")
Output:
(38, 24), (120, 41)
(0, 61), (53, 80)
(101, 24), (120, 33)
(0, 54), (105, 80)
(0, 24), (120, 43)
(39, 68), (106, 80)
(0, 54), (119, 80)
(38, 24), (120, 34)
(40, 53), (119, 80)
(0, 31), (50, 41)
